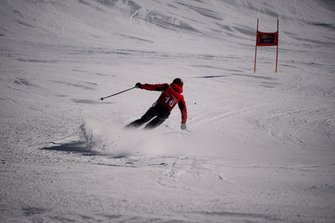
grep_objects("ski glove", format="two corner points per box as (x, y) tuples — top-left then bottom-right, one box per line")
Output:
(181, 123), (187, 130)
(135, 83), (142, 88)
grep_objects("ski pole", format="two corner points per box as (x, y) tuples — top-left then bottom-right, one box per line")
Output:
(185, 129), (192, 133)
(100, 87), (136, 101)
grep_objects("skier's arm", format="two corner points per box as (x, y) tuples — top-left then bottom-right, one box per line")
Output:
(178, 97), (187, 128)
(137, 83), (169, 91)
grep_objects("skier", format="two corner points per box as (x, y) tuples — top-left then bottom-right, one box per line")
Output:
(126, 78), (187, 130)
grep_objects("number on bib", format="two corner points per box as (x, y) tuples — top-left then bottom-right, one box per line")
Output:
(165, 97), (176, 107)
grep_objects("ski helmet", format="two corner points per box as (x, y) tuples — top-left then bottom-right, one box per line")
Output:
(172, 78), (183, 86)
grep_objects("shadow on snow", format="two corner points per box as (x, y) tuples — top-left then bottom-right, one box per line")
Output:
(42, 141), (100, 156)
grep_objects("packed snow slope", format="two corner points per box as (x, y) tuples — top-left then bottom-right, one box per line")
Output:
(1, 0), (335, 222)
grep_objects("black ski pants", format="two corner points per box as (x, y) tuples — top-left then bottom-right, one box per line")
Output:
(126, 103), (170, 129)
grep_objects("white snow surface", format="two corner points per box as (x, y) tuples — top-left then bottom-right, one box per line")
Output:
(1, 0), (335, 222)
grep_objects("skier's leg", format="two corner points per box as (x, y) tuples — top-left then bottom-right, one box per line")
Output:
(125, 107), (156, 128)
(144, 116), (166, 129)
(125, 119), (144, 128)
(144, 107), (170, 129)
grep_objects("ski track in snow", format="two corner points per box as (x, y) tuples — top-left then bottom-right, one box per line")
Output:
(1, 0), (335, 222)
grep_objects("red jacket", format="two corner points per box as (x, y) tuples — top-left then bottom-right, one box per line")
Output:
(141, 83), (187, 124)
